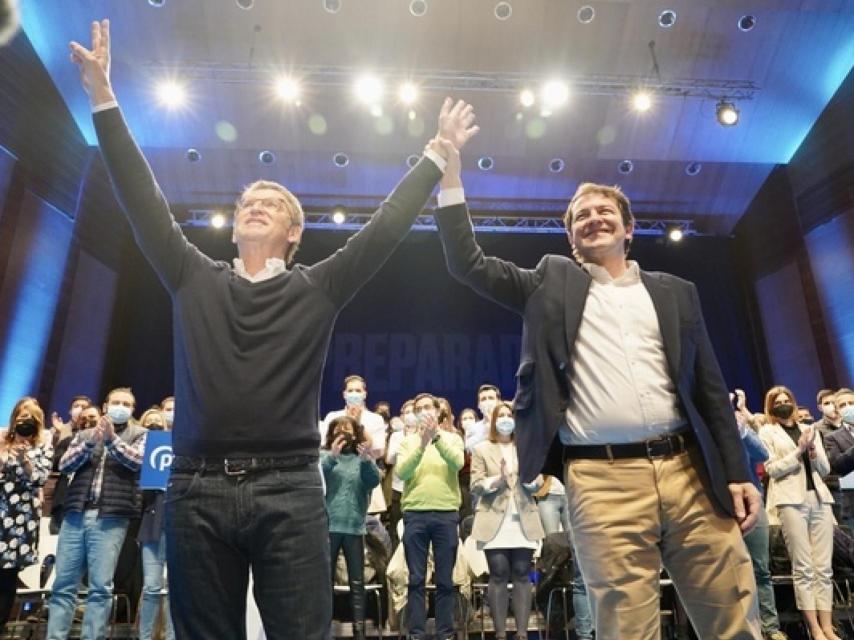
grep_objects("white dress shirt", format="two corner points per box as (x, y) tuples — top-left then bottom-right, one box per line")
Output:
(560, 261), (685, 445)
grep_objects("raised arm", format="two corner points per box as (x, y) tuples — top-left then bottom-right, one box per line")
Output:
(71, 20), (207, 291)
(433, 139), (541, 314)
(309, 100), (479, 308)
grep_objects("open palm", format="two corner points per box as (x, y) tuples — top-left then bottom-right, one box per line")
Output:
(69, 19), (111, 99)
(437, 98), (479, 150)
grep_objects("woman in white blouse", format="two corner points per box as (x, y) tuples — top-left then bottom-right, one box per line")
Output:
(759, 385), (838, 640)
(470, 402), (544, 640)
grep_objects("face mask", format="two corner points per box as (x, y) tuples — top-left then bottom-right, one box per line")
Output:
(15, 419), (37, 438)
(461, 418), (476, 432)
(801, 417), (815, 425)
(841, 407), (854, 425)
(416, 410), (435, 426)
(344, 392), (365, 407)
(70, 406), (83, 421)
(107, 404), (132, 424)
(495, 417), (515, 436)
(479, 400), (496, 417)
(771, 404), (794, 420)
(403, 413), (417, 427)
(821, 404), (838, 419)
(146, 423), (165, 431)
(163, 410), (174, 427)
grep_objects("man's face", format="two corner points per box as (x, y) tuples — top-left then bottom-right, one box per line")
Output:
(105, 391), (135, 413)
(414, 398), (437, 424)
(344, 380), (367, 407)
(233, 187), (303, 253)
(81, 407), (100, 428)
(837, 393), (854, 421)
(70, 399), (88, 414)
(568, 193), (632, 264)
(478, 389), (498, 418)
(820, 395), (838, 421)
(797, 408), (813, 423)
(162, 399), (175, 413)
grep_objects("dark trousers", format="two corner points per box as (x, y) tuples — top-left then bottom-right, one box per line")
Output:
(330, 533), (365, 622)
(165, 464), (332, 640)
(0, 567), (18, 629)
(402, 510), (459, 639)
(484, 548), (534, 636)
(389, 490), (402, 548)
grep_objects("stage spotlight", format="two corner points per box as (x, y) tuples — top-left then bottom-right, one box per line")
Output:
(716, 100), (739, 126)
(409, 0), (427, 17)
(185, 148), (201, 163)
(549, 158), (565, 173)
(210, 213), (227, 229)
(685, 162), (702, 176)
(275, 77), (301, 103)
(355, 74), (384, 104)
(398, 82), (418, 105)
(406, 154), (420, 168)
(577, 5), (595, 24)
(618, 160), (634, 175)
(323, 0), (341, 13)
(258, 150), (276, 165)
(407, 109), (417, 121)
(156, 80), (187, 108)
(478, 156), (494, 171)
(494, 2), (512, 21)
(667, 226), (684, 242)
(148, 0), (165, 6)
(658, 9), (676, 28)
(541, 80), (569, 108)
(519, 88), (535, 108)
(632, 91), (652, 112)
(236, 0), (254, 9)
(369, 104), (383, 118)
(333, 152), (350, 168)
(738, 15), (756, 32)
(332, 207), (347, 224)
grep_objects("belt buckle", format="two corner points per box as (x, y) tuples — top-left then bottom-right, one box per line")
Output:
(224, 458), (249, 476)
(644, 436), (674, 460)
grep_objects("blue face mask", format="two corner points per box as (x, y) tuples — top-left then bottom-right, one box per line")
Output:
(495, 417), (515, 436)
(107, 404), (132, 424)
(163, 410), (174, 427)
(841, 406), (854, 425)
(344, 392), (365, 407)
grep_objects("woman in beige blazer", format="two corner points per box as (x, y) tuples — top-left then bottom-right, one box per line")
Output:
(759, 385), (838, 640)
(471, 402), (544, 640)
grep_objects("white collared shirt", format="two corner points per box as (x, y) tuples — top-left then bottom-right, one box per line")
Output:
(232, 257), (287, 283)
(559, 261), (685, 445)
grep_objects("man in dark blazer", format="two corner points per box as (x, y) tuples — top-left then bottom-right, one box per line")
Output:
(430, 138), (761, 639)
(824, 388), (854, 491)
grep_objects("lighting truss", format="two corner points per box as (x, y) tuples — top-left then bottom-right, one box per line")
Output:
(143, 61), (759, 102)
(182, 209), (699, 236)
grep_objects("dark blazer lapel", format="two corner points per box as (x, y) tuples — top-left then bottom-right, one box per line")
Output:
(641, 271), (681, 381)
(564, 265), (592, 351)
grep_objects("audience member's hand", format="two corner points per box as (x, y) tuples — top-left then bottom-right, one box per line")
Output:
(51, 412), (64, 431)
(798, 425), (816, 453)
(70, 20), (114, 106)
(729, 481), (761, 534)
(330, 435), (346, 457)
(437, 98), (479, 151)
(734, 389), (747, 411)
(357, 442), (373, 461)
(419, 415), (439, 448)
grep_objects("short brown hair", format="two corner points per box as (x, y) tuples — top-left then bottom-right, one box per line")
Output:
(564, 182), (634, 258)
(477, 384), (501, 401)
(105, 387), (136, 405)
(236, 180), (305, 264)
(343, 375), (366, 391)
(488, 401), (515, 443)
(413, 393), (440, 412)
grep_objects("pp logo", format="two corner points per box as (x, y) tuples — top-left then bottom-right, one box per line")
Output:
(149, 445), (174, 472)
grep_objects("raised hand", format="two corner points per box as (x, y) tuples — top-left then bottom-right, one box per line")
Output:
(69, 19), (114, 105)
(51, 412), (64, 431)
(330, 434), (346, 457)
(437, 98), (479, 151)
(356, 441), (373, 461)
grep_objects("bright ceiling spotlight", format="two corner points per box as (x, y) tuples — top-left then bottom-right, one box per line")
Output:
(494, 2), (512, 20)
(407, 109), (417, 121)
(398, 82), (418, 105)
(156, 80), (187, 109)
(632, 91), (652, 112)
(658, 9), (677, 28)
(667, 226), (684, 242)
(210, 213), (227, 229)
(577, 5), (595, 24)
(332, 207), (347, 224)
(541, 80), (569, 109)
(274, 77), (301, 103)
(369, 104), (383, 118)
(519, 88), (535, 108)
(716, 100), (739, 126)
(355, 74), (384, 104)
(409, 0), (427, 17)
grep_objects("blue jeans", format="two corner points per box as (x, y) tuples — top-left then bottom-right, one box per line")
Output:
(139, 531), (175, 640)
(402, 510), (459, 639)
(46, 510), (129, 640)
(538, 494), (593, 639)
(165, 464), (332, 640)
(743, 506), (780, 633)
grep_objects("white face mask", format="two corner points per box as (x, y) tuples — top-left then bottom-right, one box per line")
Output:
(821, 403), (838, 419)
(479, 400), (497, 418)
(163, 410), (174, 427)
(461, 418), (476, 432)
(70, 406), (83, 421)
(390, 418), (404, 432)
(495, 417), (515, 436)
(344, 391), (365, 407)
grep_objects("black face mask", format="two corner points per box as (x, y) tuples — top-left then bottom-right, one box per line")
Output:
(14, 419), (38, 438)
(801, 417), (815, 425)
(146, 424), (165, 431)
(771, 404), (795, 420)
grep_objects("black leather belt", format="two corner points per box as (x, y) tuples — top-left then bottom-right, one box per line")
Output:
(563, 429), (694, 462)
(171, 455), (318, 476)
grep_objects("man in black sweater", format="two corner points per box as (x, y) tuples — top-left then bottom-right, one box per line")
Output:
(69, 19), (478, 640)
